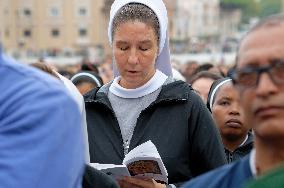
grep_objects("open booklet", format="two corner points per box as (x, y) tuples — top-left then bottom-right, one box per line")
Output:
(90, 140), (168, 184)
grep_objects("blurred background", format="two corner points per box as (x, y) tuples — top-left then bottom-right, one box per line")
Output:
(0, 0), (283, 76)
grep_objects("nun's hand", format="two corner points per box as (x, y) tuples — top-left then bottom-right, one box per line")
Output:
(117, 176), (166, 188)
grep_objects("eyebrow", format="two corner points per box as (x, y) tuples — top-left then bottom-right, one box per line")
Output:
(217, 97), (232, 101)
(115, 41), (128, 45)
(139, 40), (152, 44)
(115, 40), (152, 44)
(269, 58), (284, 64)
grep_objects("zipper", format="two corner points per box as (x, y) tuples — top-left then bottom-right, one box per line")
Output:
(86, 97), (187, 158)
(86, 99), (126, 157)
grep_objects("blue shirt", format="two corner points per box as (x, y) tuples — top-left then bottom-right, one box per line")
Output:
(0, 54), (85, 187)
(182, 154), (253, 188)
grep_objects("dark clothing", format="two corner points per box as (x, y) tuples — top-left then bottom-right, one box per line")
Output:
(182, 154), (253, 188)
(225, 132), (254, 163)
(85, 80), (227, 187)
(83, 165), (119, 188)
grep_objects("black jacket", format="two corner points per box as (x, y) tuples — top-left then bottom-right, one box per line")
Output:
(225, 131), (254, 163)
(83, 165), (119, 188)
(84, 80), (227, 187)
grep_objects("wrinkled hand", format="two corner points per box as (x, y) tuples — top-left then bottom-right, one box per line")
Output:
(117, 176), (166, 188)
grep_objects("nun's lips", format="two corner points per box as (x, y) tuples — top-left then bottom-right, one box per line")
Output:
(127, 70), (140, 74)
(225, 119), (243, 128)
(125, 70), (140, 76)
(128, 70), (138, 73)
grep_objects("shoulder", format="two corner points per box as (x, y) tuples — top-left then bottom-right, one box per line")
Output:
(182, 155), (253, 188)
(57, 72), (84, 111)
(1, 55), (67, 95)
(0, 55), (77, 115)
(160, 79), (199, 99)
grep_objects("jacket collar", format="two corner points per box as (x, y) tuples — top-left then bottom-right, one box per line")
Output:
(84, 78), (191, 105)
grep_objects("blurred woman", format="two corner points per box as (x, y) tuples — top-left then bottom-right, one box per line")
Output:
(190, 71), (222, 103)
(207, 78), (253, 163)
(71, 71), (103, 95)
(84, 0), (226, 187)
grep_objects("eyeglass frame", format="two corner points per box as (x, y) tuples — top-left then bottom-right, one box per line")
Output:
(228, 61), (284, 90)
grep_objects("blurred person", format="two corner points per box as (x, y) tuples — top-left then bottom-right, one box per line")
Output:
(30, 62), (118, 188)
(190, 71), (222, 103)
(71, 71), (103, 95)
(84, 0), (226, 187)
(0, 54), (84, 187)
(192, 63), (214, 74)
(180, 61), (198, 82)
(30, 62), (60, 79)
(81, 59), (100, 74)
(193, 63), (225, 77)
(207, 78), (253, 163)
(58, 69), (73, 79)
(99, 55), (114, 84)
(30, 62), (90, 162)
(172, 67), (186, 81)
(182, 14), (284, 188)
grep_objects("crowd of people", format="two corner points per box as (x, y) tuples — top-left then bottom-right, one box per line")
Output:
(1, 0), (284, 187)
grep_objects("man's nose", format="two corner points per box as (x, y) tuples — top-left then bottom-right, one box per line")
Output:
(255, 72), (278, 98)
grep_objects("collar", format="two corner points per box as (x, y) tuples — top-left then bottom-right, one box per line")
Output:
(239, 134), (249, 147)
(109, 70), (168, 98)
(249, 149), (257, 177)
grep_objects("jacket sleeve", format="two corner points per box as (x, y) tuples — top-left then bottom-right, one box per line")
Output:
(0, 74), (85, 188)
(187, 91), (227, 177)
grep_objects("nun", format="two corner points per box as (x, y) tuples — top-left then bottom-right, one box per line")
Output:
(84, 0), (226, 187)
(207, 78), (253, 163)
(71, 71), (103, 95)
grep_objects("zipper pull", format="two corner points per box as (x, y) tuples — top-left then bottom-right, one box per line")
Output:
(123, 140), (130, 156)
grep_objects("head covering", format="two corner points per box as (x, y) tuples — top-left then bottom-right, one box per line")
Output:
(207, 77), (232, 112)
(71, 71), (103, 87)
(108, 0), (173, 77)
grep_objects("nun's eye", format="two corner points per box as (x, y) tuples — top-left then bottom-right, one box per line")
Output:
(139, 47), (149, 51)
(120, 46), (129, 51)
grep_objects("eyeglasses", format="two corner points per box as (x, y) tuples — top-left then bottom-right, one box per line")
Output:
(228, 61), (284, 90)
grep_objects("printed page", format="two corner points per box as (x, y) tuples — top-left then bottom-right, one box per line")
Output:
(90, 163), (131, 179)
(123, 140), (168, 184)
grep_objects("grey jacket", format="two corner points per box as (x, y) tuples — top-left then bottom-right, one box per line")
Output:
(225, 131), (254, 163)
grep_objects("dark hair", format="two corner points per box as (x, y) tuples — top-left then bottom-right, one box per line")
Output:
(190, 71), (223, 85)
(112, 3), (160, 46)
(30, 62), (59, 79)
(81, 63), (99, 74)
(192, 63), (214, 75)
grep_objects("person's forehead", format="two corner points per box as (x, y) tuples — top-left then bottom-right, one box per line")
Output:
(193, 77), (214, 87)
(215, 82), (236, 99)
(114, 21), (156, 39)
(237, 24), (284, 67)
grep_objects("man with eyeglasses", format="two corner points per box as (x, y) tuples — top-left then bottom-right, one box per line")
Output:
(182, 14), (284, 188)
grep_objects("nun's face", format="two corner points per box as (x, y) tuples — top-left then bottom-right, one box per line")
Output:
(212, 83), (249, 142)
(113, 20), (159, 89)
